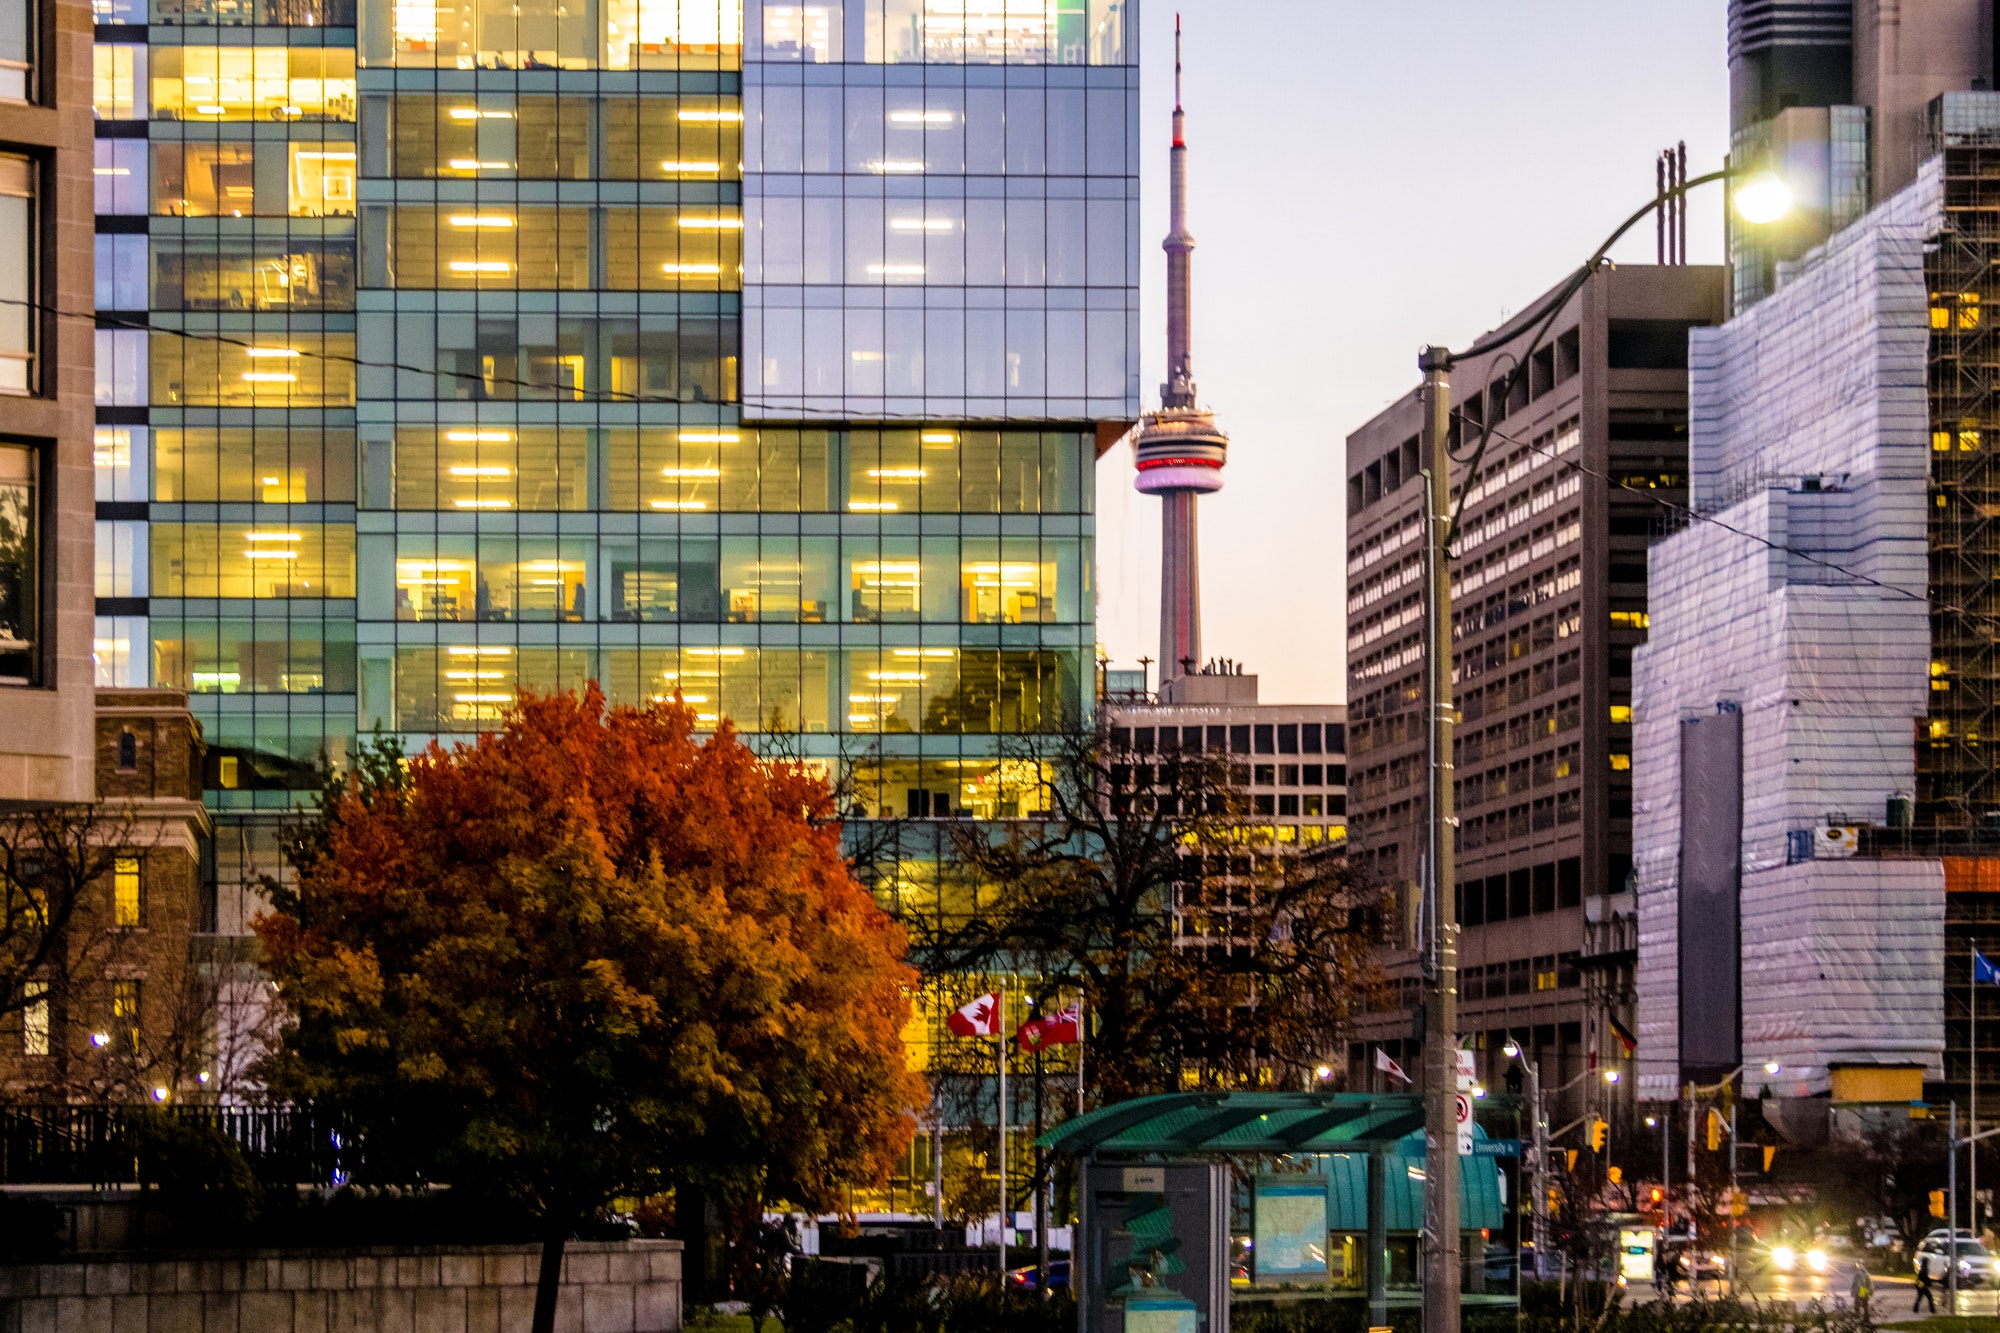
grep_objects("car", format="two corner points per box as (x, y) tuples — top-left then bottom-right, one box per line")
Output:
(1006, 1260), (1069, 1292)
(1915, 1236), (1995, 1287)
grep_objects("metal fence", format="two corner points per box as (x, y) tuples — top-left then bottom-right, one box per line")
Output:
(0, 1105), (356, 1186)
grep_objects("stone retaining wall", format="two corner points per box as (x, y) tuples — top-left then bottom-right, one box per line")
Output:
(0, 1239), (681, 1333)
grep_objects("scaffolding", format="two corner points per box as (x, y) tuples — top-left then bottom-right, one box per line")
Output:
(1922, 139), (2000, 826)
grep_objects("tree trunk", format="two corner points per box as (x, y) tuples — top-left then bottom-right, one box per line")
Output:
(532, 1228), (567, 1333)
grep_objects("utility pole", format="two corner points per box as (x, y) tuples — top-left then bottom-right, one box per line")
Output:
(1418, 345), (1461, 1333)
(1952, 1100), (1961, 1313)
(1729, 1099), (1740, 1295)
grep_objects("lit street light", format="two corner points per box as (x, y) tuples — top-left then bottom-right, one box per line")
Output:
(1416, 165), (1791, 1332)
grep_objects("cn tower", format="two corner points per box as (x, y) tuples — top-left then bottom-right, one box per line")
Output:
(1132, 16), (1227, 688)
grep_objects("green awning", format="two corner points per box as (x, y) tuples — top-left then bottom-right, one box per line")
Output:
(1036, 1092), (1435, 1155)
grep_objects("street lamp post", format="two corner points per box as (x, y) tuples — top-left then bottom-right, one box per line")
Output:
(1414, 165), (1791, 1326)
(1504, 1039), (1550, 1277)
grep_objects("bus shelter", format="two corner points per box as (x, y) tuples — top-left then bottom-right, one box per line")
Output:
(1037, 1092), (1515, 1333)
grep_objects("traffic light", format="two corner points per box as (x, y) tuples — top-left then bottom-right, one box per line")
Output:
(1649, 1186), (1664, 1206)
(1762, 1146), (1777, 1172)
(1589, 1117), (1608, 1152)
(1933, 1189), (1949, 1219)
(1608, 1166), (1623, 1185)
(1565, 1149), (1578, 1172)
(1706, 1109), (1723, 1151)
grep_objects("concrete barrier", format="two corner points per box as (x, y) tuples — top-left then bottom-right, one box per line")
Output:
(0, 1239), (682, 1333)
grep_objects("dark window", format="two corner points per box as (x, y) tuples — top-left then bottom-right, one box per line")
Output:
(1607, 320), (1691, 370)
(1134, 727), (1155, 753)
(1327, 724), (1346, 752)
(0, 441), (37, 685)
(1532, 863), (1556, 914)
(1230, 724), (1250, 754)
(1182, 726), (1204, 751)
(1253, 794), (1274, 816)
(1302, 723), (1322, 753)
(1327, 765), (1347, 785)
(1328, 794), (1346, 815)
(1253, 765), (1275, 786)
(1278, 794), (1299, 816)
(1558, 857), (1583, 908)
(1508, 868), (1531, 918)
(1207, 725), (1227, 751)
(1304, 764), (1323, 785)
(1278, 723), (1298, 754)
(1279, 765), (1299, 786)
(1110, 727), (1130, 750)
(1485, 875), (1507, 923)
(116, 729), (137, 771)
(1462, 879), (1484, 927)
(1254, 724), (1275, 754)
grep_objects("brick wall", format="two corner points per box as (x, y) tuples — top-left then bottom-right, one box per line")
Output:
(0, 1240), (682, 1333)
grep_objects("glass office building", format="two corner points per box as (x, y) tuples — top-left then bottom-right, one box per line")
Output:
(89, 3), (1137, 917)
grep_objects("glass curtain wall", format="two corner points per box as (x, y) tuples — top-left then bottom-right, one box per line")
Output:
(95, 0), (1134, 1213)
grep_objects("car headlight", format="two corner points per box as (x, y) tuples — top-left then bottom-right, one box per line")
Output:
(1772, 1246), (1796, 1272)
(1806, 1249), (1829, 1274)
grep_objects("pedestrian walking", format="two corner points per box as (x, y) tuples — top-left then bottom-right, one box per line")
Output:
(1915, 1248), (1941, 1313)
(1850, 1262), (1872, 1317)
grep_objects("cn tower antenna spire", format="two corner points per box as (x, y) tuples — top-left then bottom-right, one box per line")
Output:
(1132, 16), (1227, 692)
(1174, 13), (1182, 111)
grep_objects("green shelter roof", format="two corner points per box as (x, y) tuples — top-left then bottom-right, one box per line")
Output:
(1035, 1092), (1434, 1156)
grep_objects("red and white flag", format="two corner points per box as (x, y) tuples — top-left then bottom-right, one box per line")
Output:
(948, 992), (1004, 1037)
(1374, 1047), (1411, 1085)
(1017, 1003), (1081, 1052)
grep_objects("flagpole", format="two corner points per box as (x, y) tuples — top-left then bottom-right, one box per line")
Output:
(998, 980), (1008, 1281)
(1075, 994), (1085, 1116)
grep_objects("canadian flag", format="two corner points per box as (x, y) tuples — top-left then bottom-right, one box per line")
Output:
(948, 992), (1005, 1037)
(1017, 1003), (1081, 1052)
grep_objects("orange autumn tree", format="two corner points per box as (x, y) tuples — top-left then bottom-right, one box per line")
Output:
(255, 688), (922, 1333)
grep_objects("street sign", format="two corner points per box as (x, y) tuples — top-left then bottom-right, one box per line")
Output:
(1456, 1047), (1476, 1091)
(1397, 1137), (1520, 1158)
(1455, 1092), (1474, 1156)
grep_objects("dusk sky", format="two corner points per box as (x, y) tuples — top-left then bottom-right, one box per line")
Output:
(1095, 1), (1731, 703)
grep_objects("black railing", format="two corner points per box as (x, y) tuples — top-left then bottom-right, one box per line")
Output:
(0, 1105), (359, 1186)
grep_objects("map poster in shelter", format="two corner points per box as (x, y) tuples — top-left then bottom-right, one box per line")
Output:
(1253, 1178), (1329, 1283)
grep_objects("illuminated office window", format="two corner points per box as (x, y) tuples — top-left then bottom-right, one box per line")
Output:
(113, 857), (141, 928)
(602, 0), (742, 69)
(604, 205), (743, 291)
(94, 45), (145, 118)
(388, 205), (591, 290)
(149, 332), (357, 408)
(151, 232), (357, 312)
(19, 980), (45, 1056)
(112, 979), (140, 1052)
(392, 425), (587, 511)
(147, 141), (354, 217)
(150, 524), (357, 598)
(602, 95), (743, 179)
(150, 47), (355, 122)
(861, 0), (1123, 65)
(153, 617), (355, 693)
(154, 427), (357, 504)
